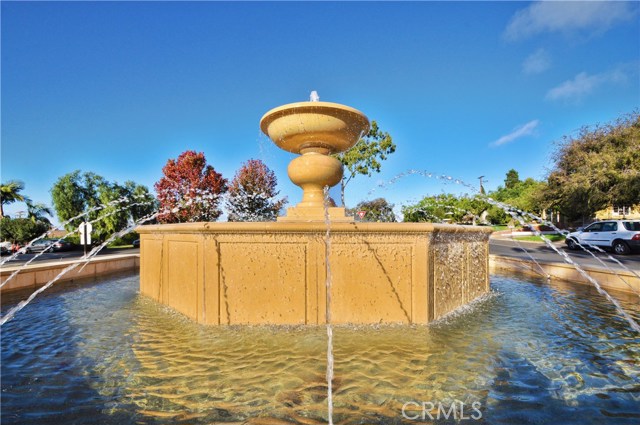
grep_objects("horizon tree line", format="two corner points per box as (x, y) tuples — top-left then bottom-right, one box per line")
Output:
(2, 111), (637, 242)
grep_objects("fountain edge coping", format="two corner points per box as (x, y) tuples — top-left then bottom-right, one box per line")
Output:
(1, 253), (139, 293)
(259, 100), (369, 132)
(0, 253), (139, 272)
(136, 221), (495, 236)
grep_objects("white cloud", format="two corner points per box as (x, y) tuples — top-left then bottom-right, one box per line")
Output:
(490, 120), (540, 147)
(523, 48), (551, 75)
(504, 1), (635, 41)
(546, 69), (628, 102)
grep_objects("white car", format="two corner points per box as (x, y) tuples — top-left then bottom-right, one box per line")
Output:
(0, 241), (12, 255)
(565, 220), (640, 255)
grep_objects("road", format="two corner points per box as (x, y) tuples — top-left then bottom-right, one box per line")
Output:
(489, 238), (640, 272)
(1, 247), (139, 267)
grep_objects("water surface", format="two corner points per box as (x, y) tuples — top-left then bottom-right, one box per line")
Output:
(2, 272), (639, 424)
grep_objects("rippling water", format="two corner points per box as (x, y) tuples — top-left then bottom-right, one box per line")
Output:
(2, 272), (639, 424)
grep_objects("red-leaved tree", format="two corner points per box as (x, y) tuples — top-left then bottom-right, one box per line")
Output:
(155, 150), (227, 223)
(226, 159), (287, 221)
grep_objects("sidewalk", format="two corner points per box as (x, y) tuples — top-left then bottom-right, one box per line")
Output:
(490, 233), (566, 247)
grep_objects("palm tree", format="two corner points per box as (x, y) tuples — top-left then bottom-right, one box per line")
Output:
(0, 180), (30, 217)
(26, 201), (54, 225)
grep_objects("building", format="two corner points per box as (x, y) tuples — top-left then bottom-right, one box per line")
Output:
(595, 205), (640, 220)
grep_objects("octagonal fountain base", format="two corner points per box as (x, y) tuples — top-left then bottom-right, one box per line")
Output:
(137, 222), (492, 325)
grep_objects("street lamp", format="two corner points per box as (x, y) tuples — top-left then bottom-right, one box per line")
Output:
(478, 176), (486, 194)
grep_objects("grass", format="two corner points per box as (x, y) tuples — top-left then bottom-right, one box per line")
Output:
(513, 235), (566, 243)
(492, 225), (509, 231)
(107, 244), (134, 249)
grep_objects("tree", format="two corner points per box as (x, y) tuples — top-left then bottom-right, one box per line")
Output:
(226, 159), (287, 222)
(484, 205), (509, 225)
(51, 171), (86, 228)
(101, 181), (157, 244)
(544, 112), (640, 223)
(504, 169), (520, 189)
(123, 181), (157, 221)
(25, 201), (54, 225)
(1, 180), (29, 217)
(482, 170), (546, 225)
(334, 121), (396, 206)
(347, 198), (397, 222)
(402, 194), (491, 224)
(0, 217), (50, 244)
(155, 150), (228, 223)
(51, 170), (156, 240)
(490, 173), (546, 213)
(95, 182), (132, 239)
(82, 172), (109, 214)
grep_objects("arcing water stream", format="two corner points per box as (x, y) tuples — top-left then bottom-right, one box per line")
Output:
(0, 194), (214, 326)
(0, 195), (148, 266)
(368, 169), (640, 334)
(0, 201), (154, 289)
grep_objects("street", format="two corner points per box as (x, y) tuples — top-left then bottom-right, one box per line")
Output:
(489, 238), (640, 272)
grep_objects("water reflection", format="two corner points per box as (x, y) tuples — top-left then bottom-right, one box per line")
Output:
(2, 272), (639, 424)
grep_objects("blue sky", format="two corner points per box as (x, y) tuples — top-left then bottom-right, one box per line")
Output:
(2, 1), (639, 222)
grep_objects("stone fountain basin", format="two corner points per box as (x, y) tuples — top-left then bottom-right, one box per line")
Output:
(260, 101), (370, 154)
(137, 221), (492, 325)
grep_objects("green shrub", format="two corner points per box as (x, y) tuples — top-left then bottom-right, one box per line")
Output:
(0, 217), (50, 244)
(107, 232), (139, 247)
(64, 234), (81, 245)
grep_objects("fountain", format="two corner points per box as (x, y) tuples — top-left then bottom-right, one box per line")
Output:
(136, 95), (493, 325)
(3, 99), (639, 421)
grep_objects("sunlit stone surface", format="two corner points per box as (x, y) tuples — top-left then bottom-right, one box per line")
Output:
(137, 222), (492, 325)
(260, 99), (368, 222)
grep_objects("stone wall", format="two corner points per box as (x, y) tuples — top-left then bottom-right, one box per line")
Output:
(137, 222), (492, 325)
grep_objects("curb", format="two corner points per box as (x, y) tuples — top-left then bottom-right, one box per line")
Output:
(0, 253), (140, 293)
(489, 254), (640, 295)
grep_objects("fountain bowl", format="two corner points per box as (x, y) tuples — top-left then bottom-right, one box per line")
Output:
(260, 101), (370, 155)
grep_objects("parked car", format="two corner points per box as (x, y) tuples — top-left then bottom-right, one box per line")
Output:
(565, 220), (640, 255)
(132, 239), (140, 248)
(0, 241), (12, 255)
(25, 239), (56, 253)
(51, 239), (74, 252)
